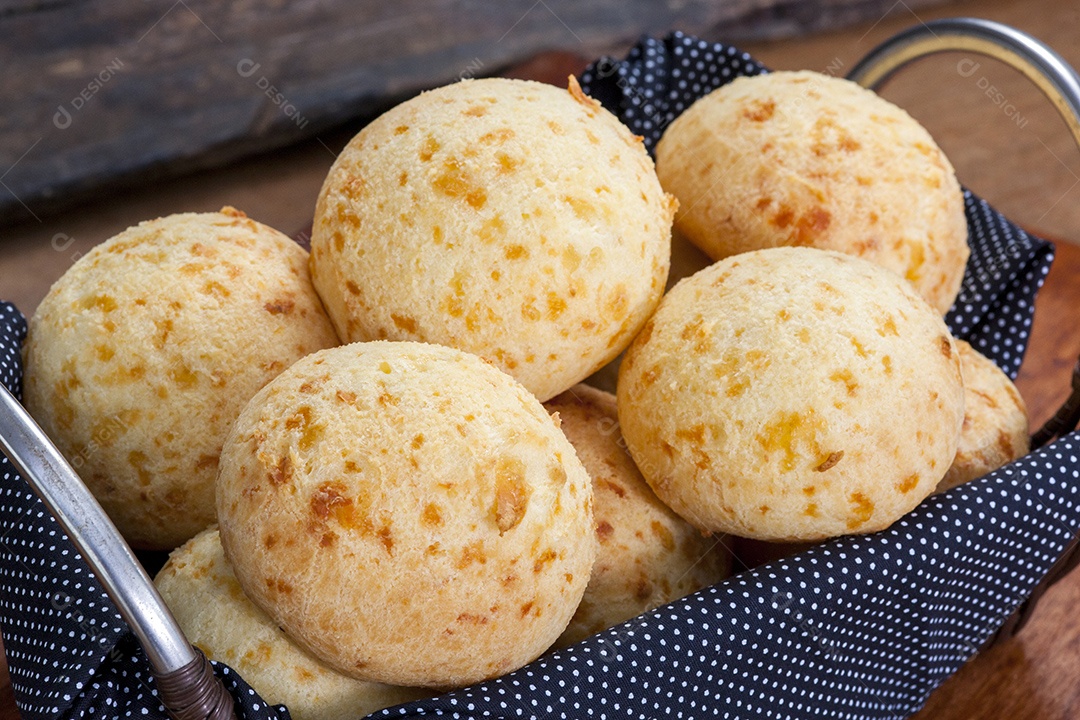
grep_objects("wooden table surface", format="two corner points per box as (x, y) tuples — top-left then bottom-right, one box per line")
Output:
(2, 0), (1080, 717)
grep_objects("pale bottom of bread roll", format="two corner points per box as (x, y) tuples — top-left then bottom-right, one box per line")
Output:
(546, 385), (731, 647)
(155, 529), (431, 720)
(937, 340), (1030, 493)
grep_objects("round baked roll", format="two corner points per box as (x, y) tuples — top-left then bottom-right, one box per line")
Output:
(617, 247), (965, 541)
(216, 342), (597, 688)
(22, 207), (338, 550)
(310, 76), (676, 401)
(656, 70), (969, 314)
(545, 385), (731, 646)
(155, 528), (429, 720)
(937, 340), (1029, 492)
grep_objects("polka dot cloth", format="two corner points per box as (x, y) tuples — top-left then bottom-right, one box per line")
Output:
(581, 32), (766, 153)
(0, 33), (1072, 720)
(0, 305), (123, 718)
(945, 192), (1053, 379)
(59, 636), (286, 720)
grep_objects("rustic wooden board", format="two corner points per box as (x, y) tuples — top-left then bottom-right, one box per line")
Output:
(0, 0), (950, 227)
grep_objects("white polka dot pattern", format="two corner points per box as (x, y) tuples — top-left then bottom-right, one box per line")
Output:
(60, 637), (288, 720)
(0, 33), (1074, 720)
(945, 191), (1053, 379)
(582, 32), (766, 153)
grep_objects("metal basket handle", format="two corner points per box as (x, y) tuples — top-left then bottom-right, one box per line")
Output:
(0, 384), (235, 720)
(847, 17), (1080, 150)
(848, 16), (1080, 645)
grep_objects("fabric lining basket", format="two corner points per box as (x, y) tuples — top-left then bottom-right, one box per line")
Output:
(2, 16), (1080, 720)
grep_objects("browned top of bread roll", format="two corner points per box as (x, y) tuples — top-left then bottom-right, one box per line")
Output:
(618, 247), (964, 541)
(656, 71), (968, 314)
(310, 77), (675, 400)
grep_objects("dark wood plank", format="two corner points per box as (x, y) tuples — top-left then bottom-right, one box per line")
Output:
(0, 653), (11, 720)
(0, 0), (952, 227)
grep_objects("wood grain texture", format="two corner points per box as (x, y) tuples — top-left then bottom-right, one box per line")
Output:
(0, 0), (953, 226)
(1014, 244), (1080, 431)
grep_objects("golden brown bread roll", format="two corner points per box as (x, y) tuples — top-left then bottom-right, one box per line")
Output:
(22, 207), (339, 550)
(617, 247), (965, 541)
(937, 340), (1029, 492)
(544, 385), (731, 646)
(216, 342), (597, 688)
(656, 70), (969, 314)
(155, 528), (430, 720)
(310, 77), (675, 401)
